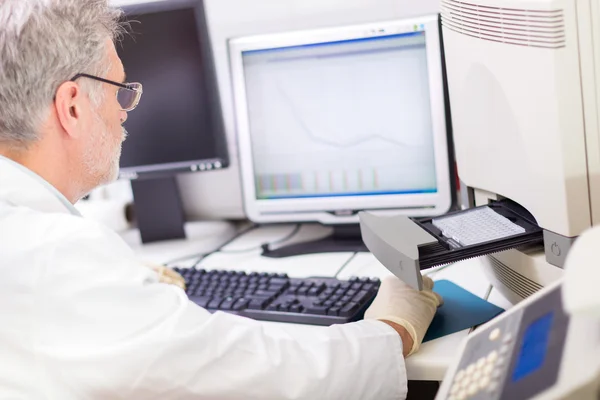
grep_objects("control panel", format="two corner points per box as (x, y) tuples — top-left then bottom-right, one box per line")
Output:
(437, 284), (569, 400)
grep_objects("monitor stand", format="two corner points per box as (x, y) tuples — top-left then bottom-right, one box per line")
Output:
(130, 176), (186, 243)
(261, 223), (369, 258)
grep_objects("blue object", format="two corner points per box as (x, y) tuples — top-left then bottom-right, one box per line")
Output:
(423, 280), (505, 342)
(512, 312), (554, 382)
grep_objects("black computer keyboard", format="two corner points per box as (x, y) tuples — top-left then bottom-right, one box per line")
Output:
(173, 267), (381, 325)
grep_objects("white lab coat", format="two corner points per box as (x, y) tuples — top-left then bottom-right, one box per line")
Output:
(0, 156), (408, 399)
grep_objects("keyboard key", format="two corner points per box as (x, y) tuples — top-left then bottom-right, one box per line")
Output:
(290, 304), (304, 313)
(190, 296), (211, 308)
(232, 298), (249, 311)
(353, 290), (370, 304)
(305, 305), (329, 315)
(297, 286), (309, 295)
(270, 278), (289, 286)
(254, 290), (278, 298)
(268, 283), (288, 293)
(248, 298), (270, 310)
(220, 297), (236, 311)
(328, 296), (341, 303)
(339, 302), (360, 317)
(328, 307), (340, 316)
(362, 283), (377, 293)
(207, 297), (224, 309)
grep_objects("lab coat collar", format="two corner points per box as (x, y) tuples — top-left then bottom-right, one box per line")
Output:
(0, 156), (81, 216)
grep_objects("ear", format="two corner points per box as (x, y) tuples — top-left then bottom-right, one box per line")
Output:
(54, 81), (88, 139)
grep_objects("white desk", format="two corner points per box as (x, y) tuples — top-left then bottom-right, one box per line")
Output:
(123, 220), (238, 265)
(127, 222), (513, 382)
(339, 253), (512, 381)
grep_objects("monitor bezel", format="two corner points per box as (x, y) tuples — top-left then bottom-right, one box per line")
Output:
(117, 0), (229, 180)
(229, 15), (453, 224)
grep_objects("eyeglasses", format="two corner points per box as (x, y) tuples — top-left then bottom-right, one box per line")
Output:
(70, 73), (143, 112)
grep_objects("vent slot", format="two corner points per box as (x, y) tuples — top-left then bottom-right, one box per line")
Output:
(487, 255), (542, 299)
(441, 0), (565, 49)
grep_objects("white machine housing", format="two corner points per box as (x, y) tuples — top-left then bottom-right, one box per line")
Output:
(435, 280), (600, 400)
(441, 0), (600, 303)
(436, 226), (600, 400)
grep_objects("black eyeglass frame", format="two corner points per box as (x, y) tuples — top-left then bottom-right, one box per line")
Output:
(70, 73), (143, 112)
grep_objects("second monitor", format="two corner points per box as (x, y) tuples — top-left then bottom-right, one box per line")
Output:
(117, 0), (228, 243)
(229, 15), (454, 256)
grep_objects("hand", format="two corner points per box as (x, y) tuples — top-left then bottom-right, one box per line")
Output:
(146, 263), (186, 290)
(364, 275), (442, 357)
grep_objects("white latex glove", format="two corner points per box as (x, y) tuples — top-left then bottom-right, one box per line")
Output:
(144, 262), (186, 290)
(365, 275), (443, 356)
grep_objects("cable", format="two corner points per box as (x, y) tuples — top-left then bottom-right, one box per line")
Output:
(163, 222), (258, 267)
(219, 223), (302, 255)
(189, 223), (303, 268)
(334, 252), (359, 278)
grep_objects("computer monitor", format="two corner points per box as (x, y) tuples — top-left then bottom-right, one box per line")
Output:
(229, 14), (455, 257)
(117, 0), (228, 243)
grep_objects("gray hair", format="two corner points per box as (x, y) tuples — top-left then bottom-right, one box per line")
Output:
(0, 0), (126, 147)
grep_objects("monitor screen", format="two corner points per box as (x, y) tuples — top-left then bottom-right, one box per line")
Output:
(229, 15), (453, 224)
(117, 0), (228, 179)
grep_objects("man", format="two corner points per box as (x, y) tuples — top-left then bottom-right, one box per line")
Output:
(0, 1), (442, 398)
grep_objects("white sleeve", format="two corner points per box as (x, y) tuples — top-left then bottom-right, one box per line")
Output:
(36, 223), (407, 400)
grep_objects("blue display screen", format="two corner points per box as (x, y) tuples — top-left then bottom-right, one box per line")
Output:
(512, 312), (555, 382)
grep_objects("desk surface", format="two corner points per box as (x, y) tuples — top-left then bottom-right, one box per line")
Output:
(126, 222), (514, 382)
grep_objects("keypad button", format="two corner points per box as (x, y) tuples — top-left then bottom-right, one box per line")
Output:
(483, 363), (494, 376)
(467, 382), (478, 396)
(476, 357), (486, 369)
(497, 356), (506, 367)
(503, 333), (514, 344)
(455, 369), (466, 382)
(455, 389), (467, 400)
(479, 375), (491, 390)
(489, 328), (501, 341)
(487, 350), (498, 363)
(466, 364), (476, 375)
(460, 374), (471, 389)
